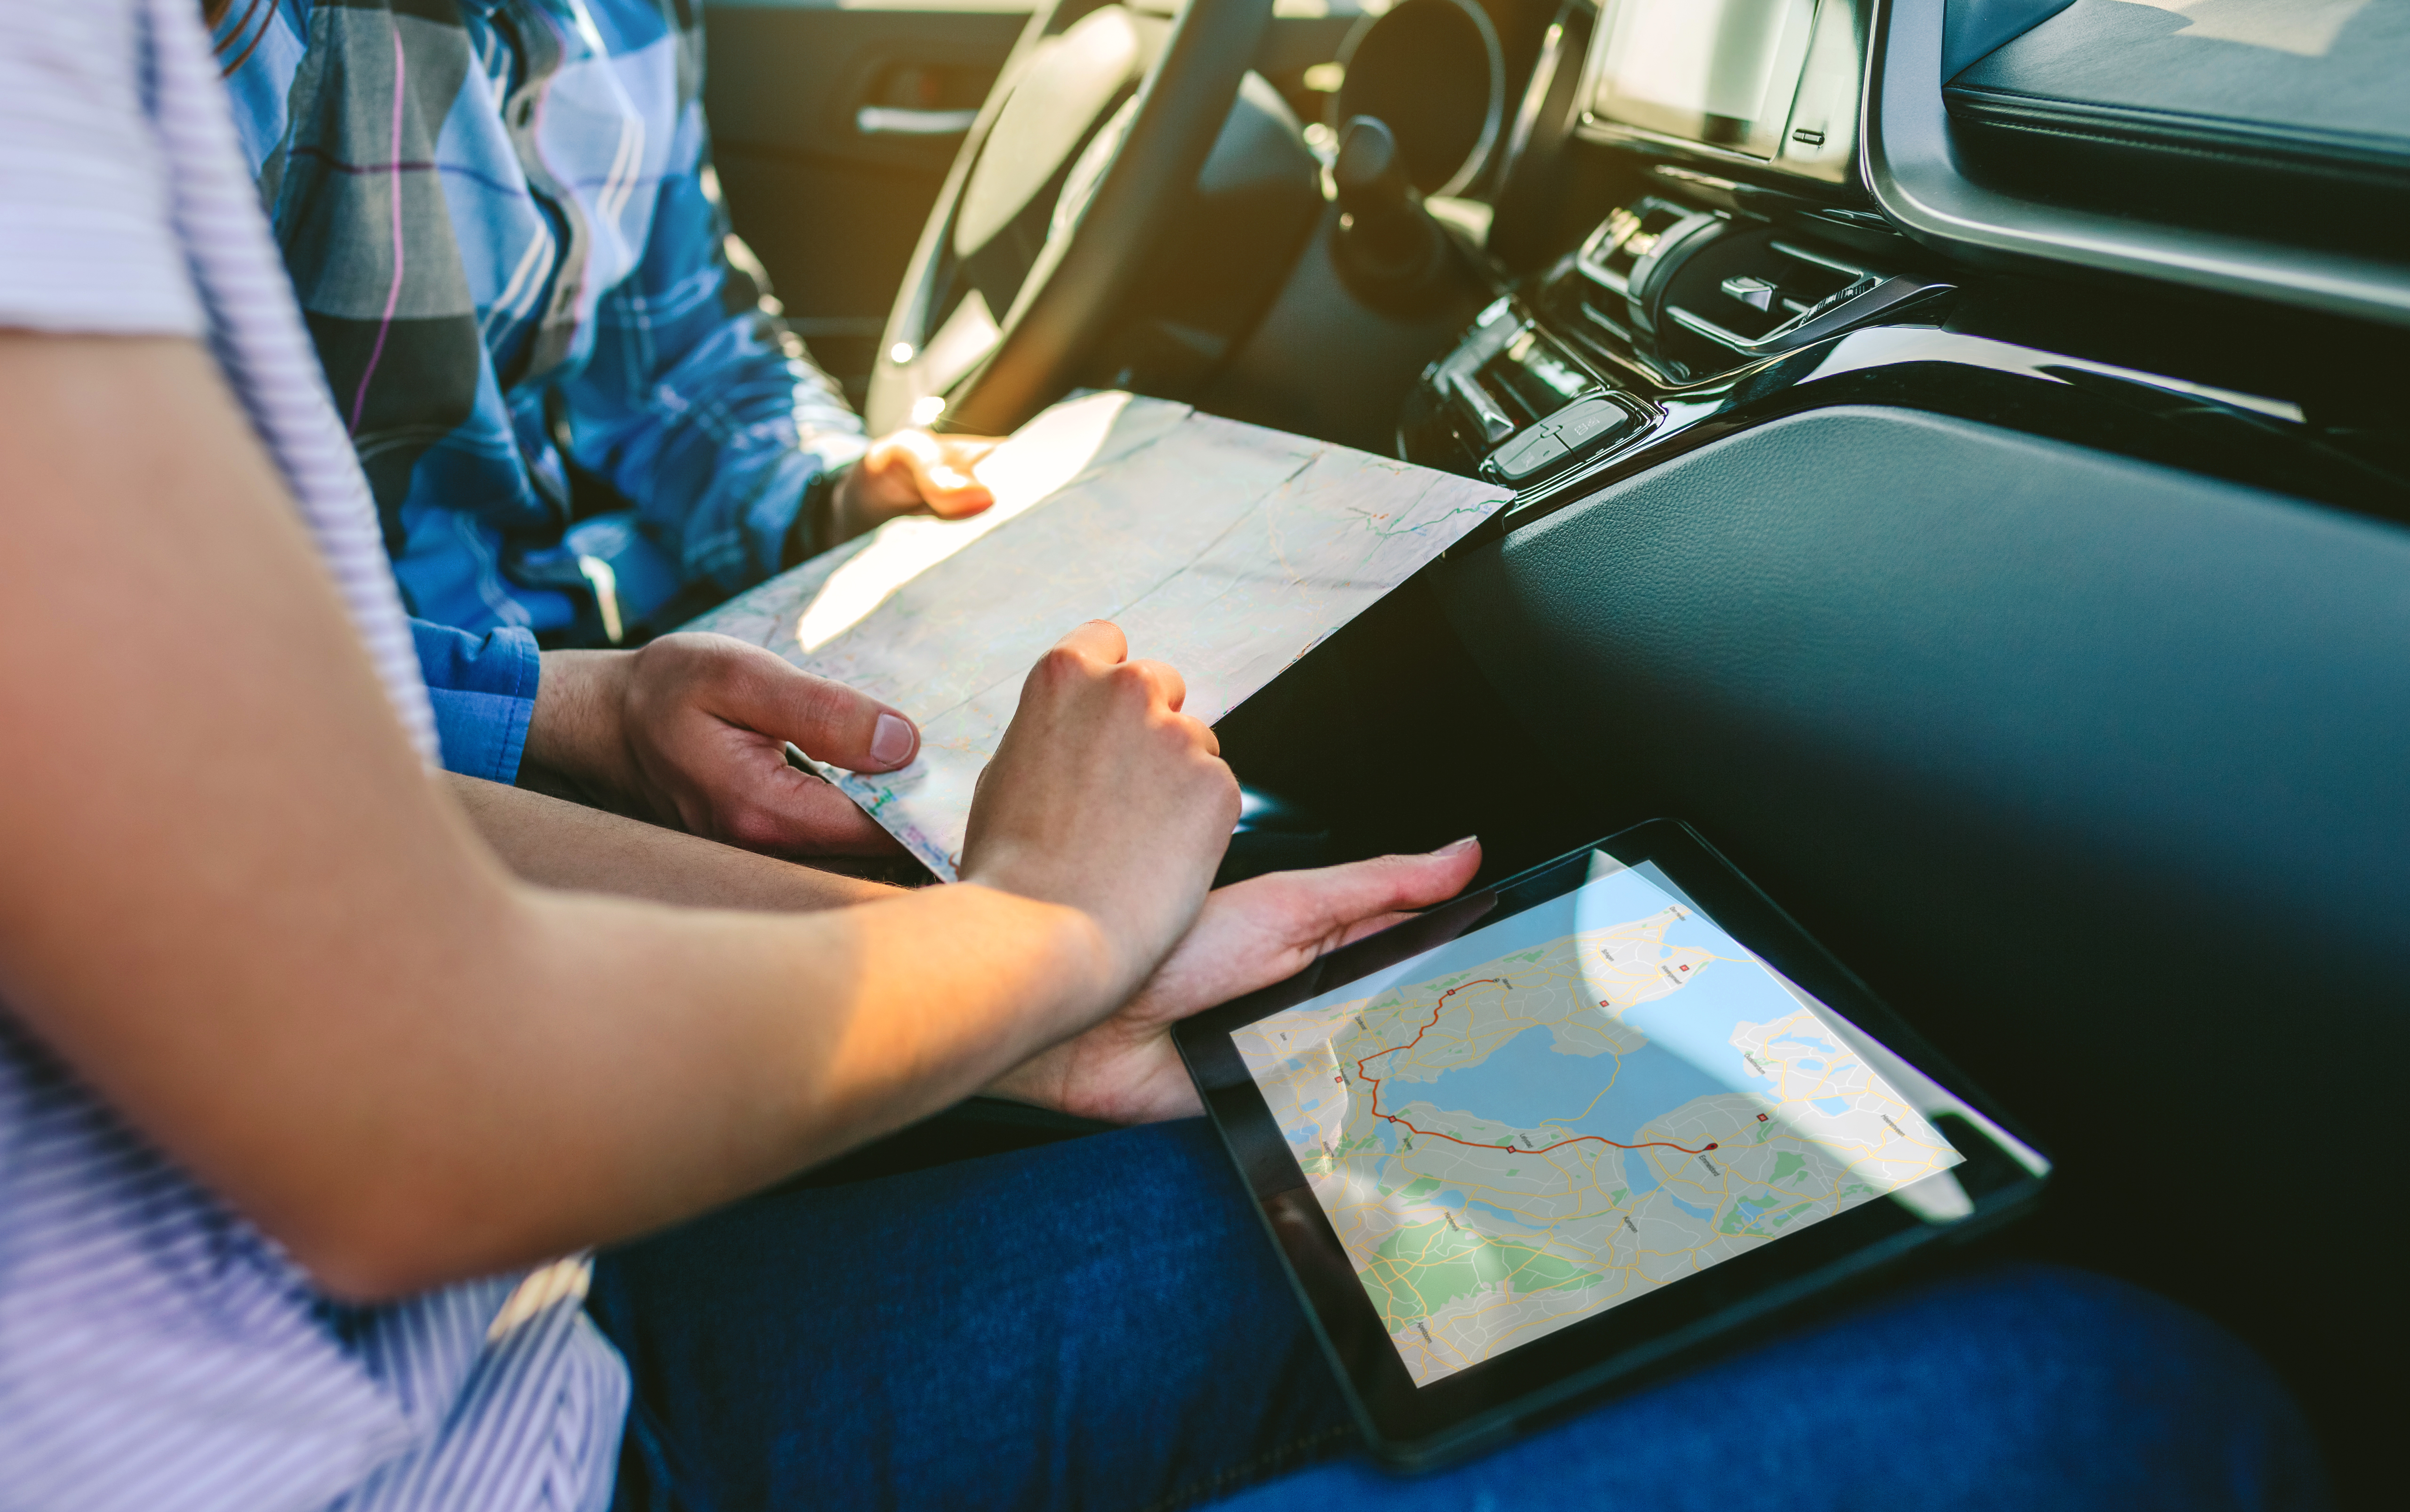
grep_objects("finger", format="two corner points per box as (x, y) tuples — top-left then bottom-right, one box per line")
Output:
(847, 433), (937, 519)
(1126, 839), (1482, 1028)
(929, 431), (1001, 469)
(1051, 619), (1129, 667)
(874, 427), (941, 481)
(1333, 910), (1421, 950)
(717, 764), (904, 857)
(1274, 838), (1483, 944)
(705, 648), (919, 773)
(1123, 656), (1187, 713)
(890, 428), (994, 520)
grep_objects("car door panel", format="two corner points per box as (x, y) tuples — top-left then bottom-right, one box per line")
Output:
(703, 1), (1031, 399)
(703, 0), (1378, 404)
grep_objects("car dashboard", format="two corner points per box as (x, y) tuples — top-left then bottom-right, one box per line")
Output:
(1216, 2), (2405, 1496)
(1390, 0), (2399, 522)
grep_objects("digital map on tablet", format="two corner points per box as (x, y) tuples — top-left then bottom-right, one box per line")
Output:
(686, 392), (1510, 878)
(1232, 860), (1961, 1386)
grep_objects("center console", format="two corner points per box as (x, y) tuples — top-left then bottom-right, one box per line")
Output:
(1399, 0), (1959, 492)
(1401, 188), (1949, 485)
(1393, 0), (2390, 534)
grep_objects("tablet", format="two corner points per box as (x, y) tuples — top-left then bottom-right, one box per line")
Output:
(1175, 820), (2051, 1469)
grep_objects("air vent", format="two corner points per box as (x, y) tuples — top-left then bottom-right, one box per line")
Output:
(1662, 233), (1878, 349)
(1572, 197), (1696, 296)
(1534, 203), (1952, 388)
(1546, 198), (1736, 380)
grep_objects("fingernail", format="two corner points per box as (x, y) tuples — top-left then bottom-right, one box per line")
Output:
(870, 711), (916, 766)
(1436, 835), (1478, 856)
(932, 467), (969, 491)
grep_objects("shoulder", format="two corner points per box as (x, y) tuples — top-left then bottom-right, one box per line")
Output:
(0, 0), (150, 121)
(0, 0), (207, 336)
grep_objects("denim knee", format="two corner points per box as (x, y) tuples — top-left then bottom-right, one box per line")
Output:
(1214, 1264), (2327, 1512)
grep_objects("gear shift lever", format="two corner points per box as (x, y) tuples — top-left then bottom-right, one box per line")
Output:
(1332, 115), (1452, 310)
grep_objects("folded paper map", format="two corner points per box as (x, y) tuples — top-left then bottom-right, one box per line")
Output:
(684, 392), (1511, 878)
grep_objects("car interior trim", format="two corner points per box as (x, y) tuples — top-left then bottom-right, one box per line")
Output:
(1862, 0), (2410, 327)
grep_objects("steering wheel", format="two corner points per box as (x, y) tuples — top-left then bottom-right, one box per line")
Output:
(866, 0), (1274, 438)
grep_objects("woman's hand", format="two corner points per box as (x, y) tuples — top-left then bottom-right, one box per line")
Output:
(988, 838), (1483, 1123)
(962, 620), (1242, 1003)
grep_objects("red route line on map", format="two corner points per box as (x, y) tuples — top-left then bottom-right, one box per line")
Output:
(1350, 979), (1720, 1158)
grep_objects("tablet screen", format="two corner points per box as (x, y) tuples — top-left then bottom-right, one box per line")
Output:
(1230, 850), (1963, 1386)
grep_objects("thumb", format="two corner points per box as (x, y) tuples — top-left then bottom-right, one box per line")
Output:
(1136, 839), (1486, 1026)
(891, 429), (995, 520)
(1288, 838), (1484, 947)
(712, 655), (920, 773)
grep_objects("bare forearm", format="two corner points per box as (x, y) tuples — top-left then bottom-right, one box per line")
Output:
(0, 335), (1130, 1303)
(304, 877), (1112, 1297)
(444, 772), (894, 912)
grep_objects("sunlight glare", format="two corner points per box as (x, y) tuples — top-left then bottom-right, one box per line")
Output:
(795, 390), (1133, 652)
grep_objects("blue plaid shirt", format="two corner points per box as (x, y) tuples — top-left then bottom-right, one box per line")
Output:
(216, 0), (867, 642)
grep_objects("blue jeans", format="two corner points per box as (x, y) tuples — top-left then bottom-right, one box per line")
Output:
(589, 1120), (2325, 1512)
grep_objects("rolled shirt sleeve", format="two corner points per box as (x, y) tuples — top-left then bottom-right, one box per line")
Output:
(411, 618), (539, 784)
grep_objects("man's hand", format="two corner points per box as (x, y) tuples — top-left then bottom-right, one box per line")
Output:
(524, 632), (918, 856)
(963, 621), (1240, 1000)
(829, 428), (1003, 543)
(988, 838), (1483, 1123)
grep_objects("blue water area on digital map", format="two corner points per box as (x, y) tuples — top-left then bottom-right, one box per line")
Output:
(1278, 861), (1865, 1181)
(1417, 1024), (1731, 1148)
(1811, 1097), (1851, 1116)
(1773, 1030), (1840, 1055)
(1621, 1146), (1661, 1196)
(1466, 1200), (1530, 1231)
(1615, 912), (1820, 1089)
(1666, 1195), (1716, 1223)
(1277, 860), (1836, 1076)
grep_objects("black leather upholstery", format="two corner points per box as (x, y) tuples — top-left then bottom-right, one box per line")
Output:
(1435, 404), (2410, 1382)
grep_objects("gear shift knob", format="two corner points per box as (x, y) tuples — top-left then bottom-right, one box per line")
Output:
(1332, 116), (1449, 305)
(1334, 115), (1409, 203)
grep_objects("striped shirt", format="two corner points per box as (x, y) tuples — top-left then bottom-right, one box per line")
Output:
(0, 2), (627, 1508)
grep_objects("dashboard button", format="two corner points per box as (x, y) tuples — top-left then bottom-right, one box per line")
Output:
(1489, 428), (1568, 482)
(1546, 397), (1638, 451)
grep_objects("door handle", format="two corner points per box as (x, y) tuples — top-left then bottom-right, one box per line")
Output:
(856, 105), (978, 137)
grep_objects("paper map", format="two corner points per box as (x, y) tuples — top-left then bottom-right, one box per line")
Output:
(684, 392), (1510, 877)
